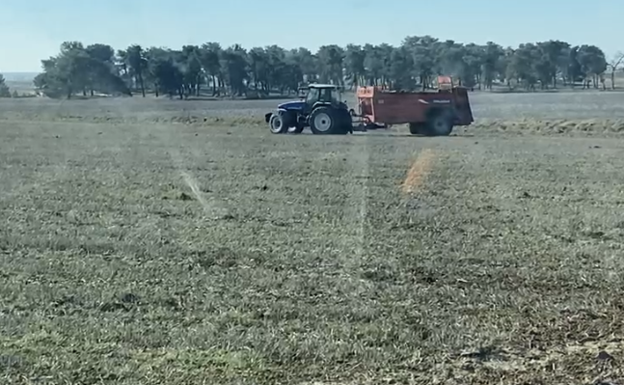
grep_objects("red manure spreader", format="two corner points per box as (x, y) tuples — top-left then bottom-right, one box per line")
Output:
(354, 76), (474, 136)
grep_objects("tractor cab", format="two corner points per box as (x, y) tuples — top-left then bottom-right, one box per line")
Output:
(304, 84), (344, 107)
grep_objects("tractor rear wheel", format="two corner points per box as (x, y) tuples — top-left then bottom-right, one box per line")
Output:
(336, 109), (353, 134)
(310, 107), (338, 135)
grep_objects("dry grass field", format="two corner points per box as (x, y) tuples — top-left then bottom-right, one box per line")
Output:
(2, 91), (624, 384)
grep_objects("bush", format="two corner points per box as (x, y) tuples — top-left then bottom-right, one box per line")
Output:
(0, 74), (10, 98)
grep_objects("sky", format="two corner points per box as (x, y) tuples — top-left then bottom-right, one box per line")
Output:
(0, 0), (621, 72)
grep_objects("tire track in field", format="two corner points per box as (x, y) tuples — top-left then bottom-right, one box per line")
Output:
(342, 135), (370, 263)
(164, 131), (230, 219)
(401, 148), (436, 195)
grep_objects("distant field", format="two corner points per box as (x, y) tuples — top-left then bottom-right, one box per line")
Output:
(4, 69), (624, 97)
(1, 93), (624, 384)
(2, 72), (37, 95)
(4, 80), (36, 95)
(2, 90), (624, 132)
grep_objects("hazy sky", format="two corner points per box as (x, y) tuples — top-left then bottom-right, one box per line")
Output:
(0, 0), (621, 72)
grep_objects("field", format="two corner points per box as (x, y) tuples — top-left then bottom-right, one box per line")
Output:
(2, 91), (624, 384)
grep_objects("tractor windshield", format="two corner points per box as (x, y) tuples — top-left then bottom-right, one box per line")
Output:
(319, 87), (342, 103)
(305, 86), (343, 104)
(305, 88), (320, 104)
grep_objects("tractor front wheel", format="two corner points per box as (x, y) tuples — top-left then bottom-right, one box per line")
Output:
(269, 114), (287, 134)
(269, 111), (296, 134)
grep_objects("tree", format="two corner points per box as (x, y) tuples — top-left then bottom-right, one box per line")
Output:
(537, 40), (570, 88)
(265, 45), (288, 93)
(35, 42), (128, 99)
(33, 42), (90, 99)
(0, 74), (10, 97)
(199, 43), (222, 96)
(180, 45), (203, 97)
(481, 42), (505, 90)
(290, 47), (318, 84)
(344, 44), (365, 89)
(124, 45), (147, 97)
(247, 47), (268, 93)
(608, 52), (624, 89)
(317, 45), (344, 86)
(151, 56), (184, 99)
(363, 44), (384, 86)
(576, 45), (607, 89)
(403, 35), (439, 90)
(567, 46), (583, 87)
(85, 44), (115, 96)
(220, 44), (248, 97)
(144, 47), (171, 97)
(388, 47), (414, 90)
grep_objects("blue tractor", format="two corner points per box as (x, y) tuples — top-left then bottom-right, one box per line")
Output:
(264, 84), (353, 135)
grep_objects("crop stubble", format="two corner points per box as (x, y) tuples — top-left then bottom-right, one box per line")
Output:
(1, 93), (624, 384)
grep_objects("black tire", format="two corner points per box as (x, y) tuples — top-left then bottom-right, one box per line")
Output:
(409, 122), (426, 135)
(269, 113), (287, 134)
(425, 110), (454, 136)
(336, 109), (353, 134)
(309, 107), (338, 135)
(269, 111), (295, 134)
(290, 122), (305, 134)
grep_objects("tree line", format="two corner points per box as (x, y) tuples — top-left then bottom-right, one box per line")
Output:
(29, 36), (624, 99)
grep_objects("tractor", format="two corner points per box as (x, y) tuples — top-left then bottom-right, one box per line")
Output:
(264, 84), (353, 135)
